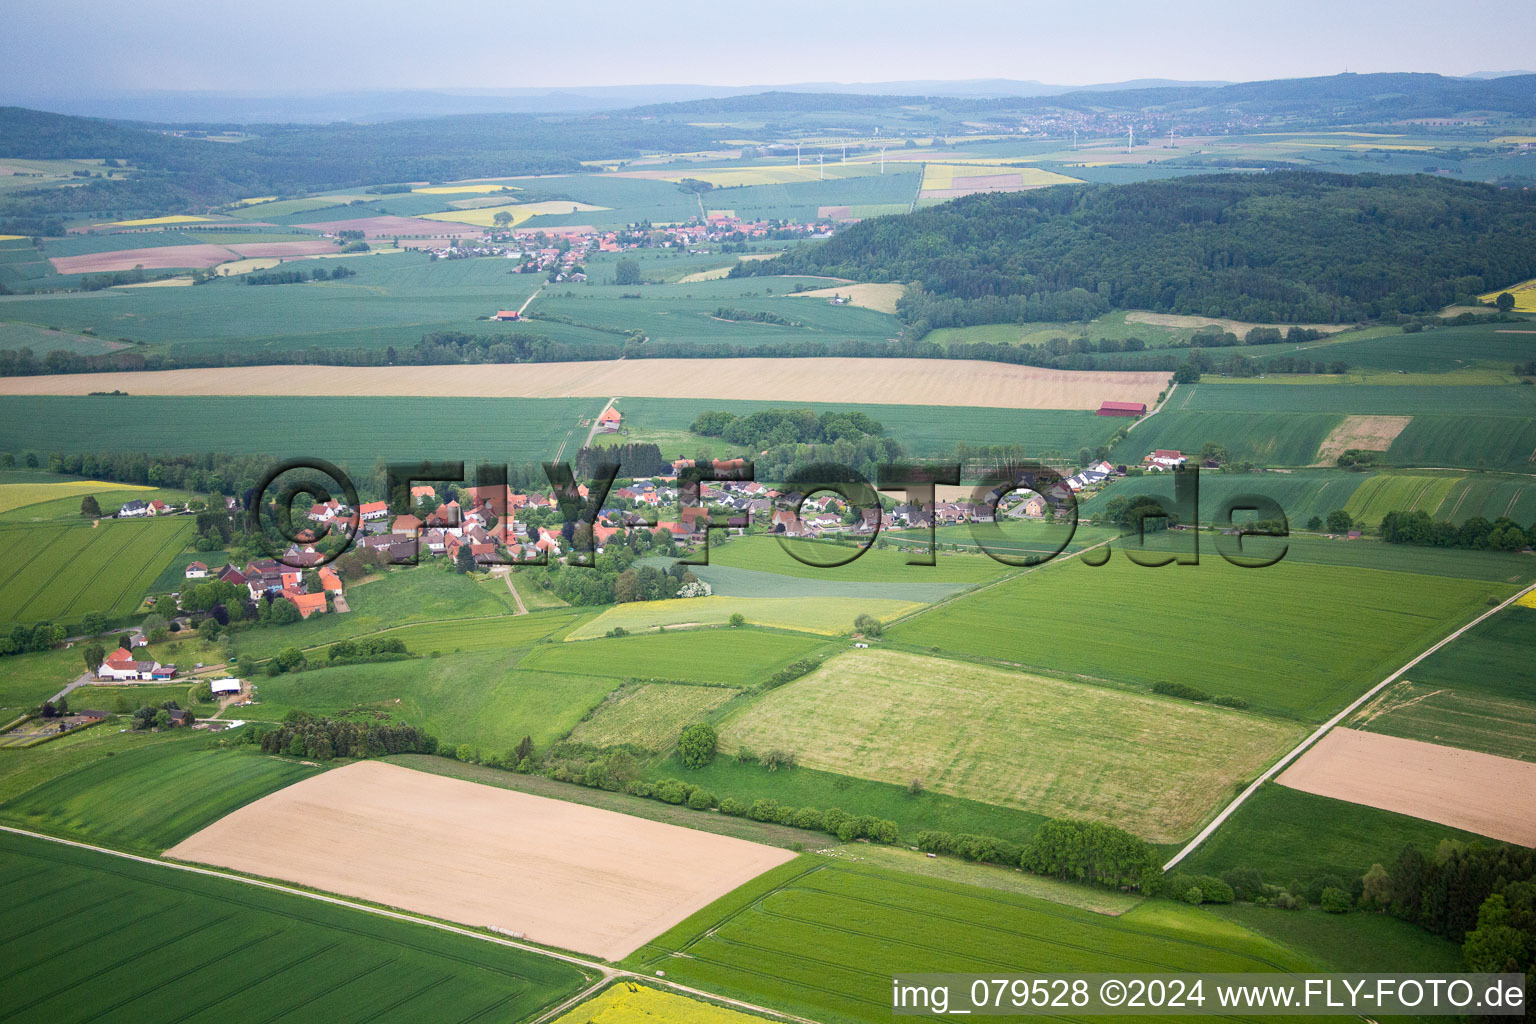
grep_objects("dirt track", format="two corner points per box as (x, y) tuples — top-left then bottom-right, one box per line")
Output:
(164, 760), (794, 960)
(1276, 728), (1536, 846)
(0, 358), (1167, 410)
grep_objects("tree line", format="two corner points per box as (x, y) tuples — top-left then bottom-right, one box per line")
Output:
(1380, 510), (1534, 552)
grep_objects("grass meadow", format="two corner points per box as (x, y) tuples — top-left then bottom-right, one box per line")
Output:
(626, 858), (1309, 1024)
(519, 627), (826, 686)
(0, 831), (588, 1023)
(0, 518), (194, 625)
(568, 595), (923, 639)
(569, 683), (739, 751)
(890, 543), (1513, 721)
(717, 649), (1300, 842)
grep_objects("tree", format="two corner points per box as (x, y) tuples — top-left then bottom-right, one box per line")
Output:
(1320, 887), (1352, 913)
(1306, 515), (1323, 531)
(454, 544), (476, 574)
(1172, 363), (1202, 384)
(678, 722), (718, 769)
(80, 612), (107, 635)
(80, 494), (101, 518)
(853, 612), (882, 637)
(613, 258), (641, 286)
(81, 642), (105, 675)
(1326, 509), (1354, 533)
(729, 613), (746, 627)
(1495, 292), (1516, 313)
(514, 735), (534, 763)
(1361, 863), (1393, 910)
(492, 210), (513, 229)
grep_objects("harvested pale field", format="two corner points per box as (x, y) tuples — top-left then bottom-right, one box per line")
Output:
(213, 257), (282, 276)
(0, 358), (1168, 411)
(1315, 414), (1413, 463)
(425, 201), (609, 228)
(49, 244), (240, 274)
(788, 282), (905, 314)
(1123, 312), (1351, 335)
(225, 240), (340, 258)
(165, 760), (795, 960)
(676, 267), (733, 283)
(297, 214), (482, 237)
(413, 183), (523, 194)
(114, 277), (195, 288)
(718, 649), (1300, 842)
(919, 164), (1081, 198)
(1277, 728), (1536, 846)
(109, 215), (210, 227)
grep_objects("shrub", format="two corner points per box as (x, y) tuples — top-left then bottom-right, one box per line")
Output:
(1220, 867), (1266, 902)
(626, 780), (654, 798)
(1212, 695), (1250, 709)
(791, 808), (825, 831)
(822, 808), (848, 836)
(678, 722), (718, 769)
(1321, 887), (1352, 913)
(687, 789), (716, 810)
(1152, 681), (1212, 702)
(1183, 885), (1204, 905)
(747, 798), (782, 822)
(916, 830), (955, 854)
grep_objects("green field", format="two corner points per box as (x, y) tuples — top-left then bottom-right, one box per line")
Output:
(233, 567), (522, 659)
(1343, 473), (1461, 525)
(569, 682), (739, 751)
(1111, 410), (1342, 466)
(1349, 604), (1536, 761)
(0, 320), (126, 355)
(381, 610), (582, 656)
(890, 542), (1512, 720)
(0, 648), (83, 712)
(718, 649), (1299, 842)
(1180, 783), (1488, 885)
(0, 479), (154, 516)
(1078, 471), (1364, 530)
(0, 518), (194, 625)
(0, 486), (193, 524)
(1210, 903), (1462, 973)
(249, 652), (614, 752)
(0, 394), (602, 468)
(0, 830), (588, 1023)
(519, 627), (825, 686)
(603, 396), (1118, 459)
(0, 732), (316, 854)
(626, 858), (1310, 1024)
(569, 595), (922, 639)
(706, 534), (1010, 583)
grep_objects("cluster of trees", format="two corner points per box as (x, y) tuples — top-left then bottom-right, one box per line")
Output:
(760, 658), (821, 691)
(1019, 818), (1159, 889)
(30, 449), (272, 500)
(243, 265), (355, 286)
(1, 622), (68, 658)
(535, 542), (701, 606)
(131, 700), (188, 730)
(690, 407), (885, 449)
(1101, 494), (1177, 532)
(250, 711), (437, 761)
(325, 636), (410, 665)
(713, 307), (800, 327)
(1380, 510), (1534, 552)
(740, 173), (1536, 328)
(1151, 681), (1249, 709)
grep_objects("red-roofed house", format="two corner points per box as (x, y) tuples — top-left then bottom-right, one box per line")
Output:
(1144, 449), (1187, 469)
(318, 567), (343, 594)
(596, 407), (622, 433)
(280, 590), (328, 619)
(391, 514), (423, 534)
(493, 309), (521, 321)
(358, 501), (388, 521)
(184, 561), (209, 579)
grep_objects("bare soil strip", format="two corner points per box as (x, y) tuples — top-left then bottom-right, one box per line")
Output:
(1314, 414), (1412, 464)
(164, 760), (794, 961)
(49, 245), (240, 274)
(1124, 312), (1351, 335)
(1276, 728), (1536, 846)
(0, 358), (1166, 410)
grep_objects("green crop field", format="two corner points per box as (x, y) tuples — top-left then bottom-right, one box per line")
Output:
(233, 568), (521, 659)
(380, 610), (581, 655)
(706, 534), (1010, 584)
(603, 396), (1118, 458)
(1185, 381), (1536, 416)
(1211, 903), (1462, 973)
(519, 627), (825, 686)
(1111, 410), (1342, 466)
(890, 542), (1512, 720)
(1303, 323), (1536, 374)
(1078, 471), (1364, 529)
(569, 682), (739, 750)
(0, 320), (126, 355)
(0, 487), (196, 524)
(1180, 783), (1487, 886)
(249, 652), (613, 752)
(1386, 414), (1536, 472)
(0, 394), (603, 468)
(0, 732), (316, 854)
(680, 560), (975, 605)
(0, 518), (193, 625)
(1342, 473), (1461, 524)
(626, 858), (1309, 1024)
(1348, 604), (1536, 761)
(718, 649), (1300, 842)
(0, 479), (153, 515)
(1238, 533), (1536, 584)
(0, 648), (84, 712)
(569, 594), (922, 639)
(0, 831), (588, 1023)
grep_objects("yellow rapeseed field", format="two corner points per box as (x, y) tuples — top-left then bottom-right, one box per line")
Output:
(0, 480), (153, 515)
(1516, 591), (1536, 609)
(920, 163), (1081, 191)
(0, 235), (25, 241)
(235, 196), (277, 205)
(551, 985), (765, 1024)
(1481, 278), (1536, 312)
(109, 215), (210, 226)
(412, 184), (523, 194)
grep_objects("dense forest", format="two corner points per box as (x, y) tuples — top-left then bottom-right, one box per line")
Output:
(738, 173), (1536, 328)
(0, 106), (718, 226)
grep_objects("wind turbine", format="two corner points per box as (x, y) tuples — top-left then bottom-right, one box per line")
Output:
(796, 142), (802, 167)
(1072, 129), (1078, 151)
(1127, 127), (1134, 154)
(880, 147), (886, 174)
(819, 153), (824, 180)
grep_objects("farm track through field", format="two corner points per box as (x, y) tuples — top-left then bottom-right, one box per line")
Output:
(8, 526), (103, 622)
(1166, 577), (1536, 871)
(0, 826), (823, 1024)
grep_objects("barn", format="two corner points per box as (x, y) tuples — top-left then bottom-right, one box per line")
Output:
(1097, 401), (1147, 417)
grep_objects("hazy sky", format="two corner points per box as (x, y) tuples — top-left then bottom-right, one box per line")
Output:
(3, 0), (1532, 97)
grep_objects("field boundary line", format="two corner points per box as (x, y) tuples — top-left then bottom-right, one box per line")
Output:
(0, 824), (826, 1024)
(1124, 381), (1177, 434)
(1163, 577), (1536, 871)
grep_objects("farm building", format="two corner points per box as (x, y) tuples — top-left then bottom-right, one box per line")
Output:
(97, 646), (175, 681)
(492, 309), (521, 321)
(1097, 400), (1147, 417)
(210, 678), (243, 695)
(596, 407), (623, 433)
(184, 561), (209, 579)
(1143, 449), (1188, 470)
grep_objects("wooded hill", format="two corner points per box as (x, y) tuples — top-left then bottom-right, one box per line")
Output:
(738, 172), (1536, 328)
